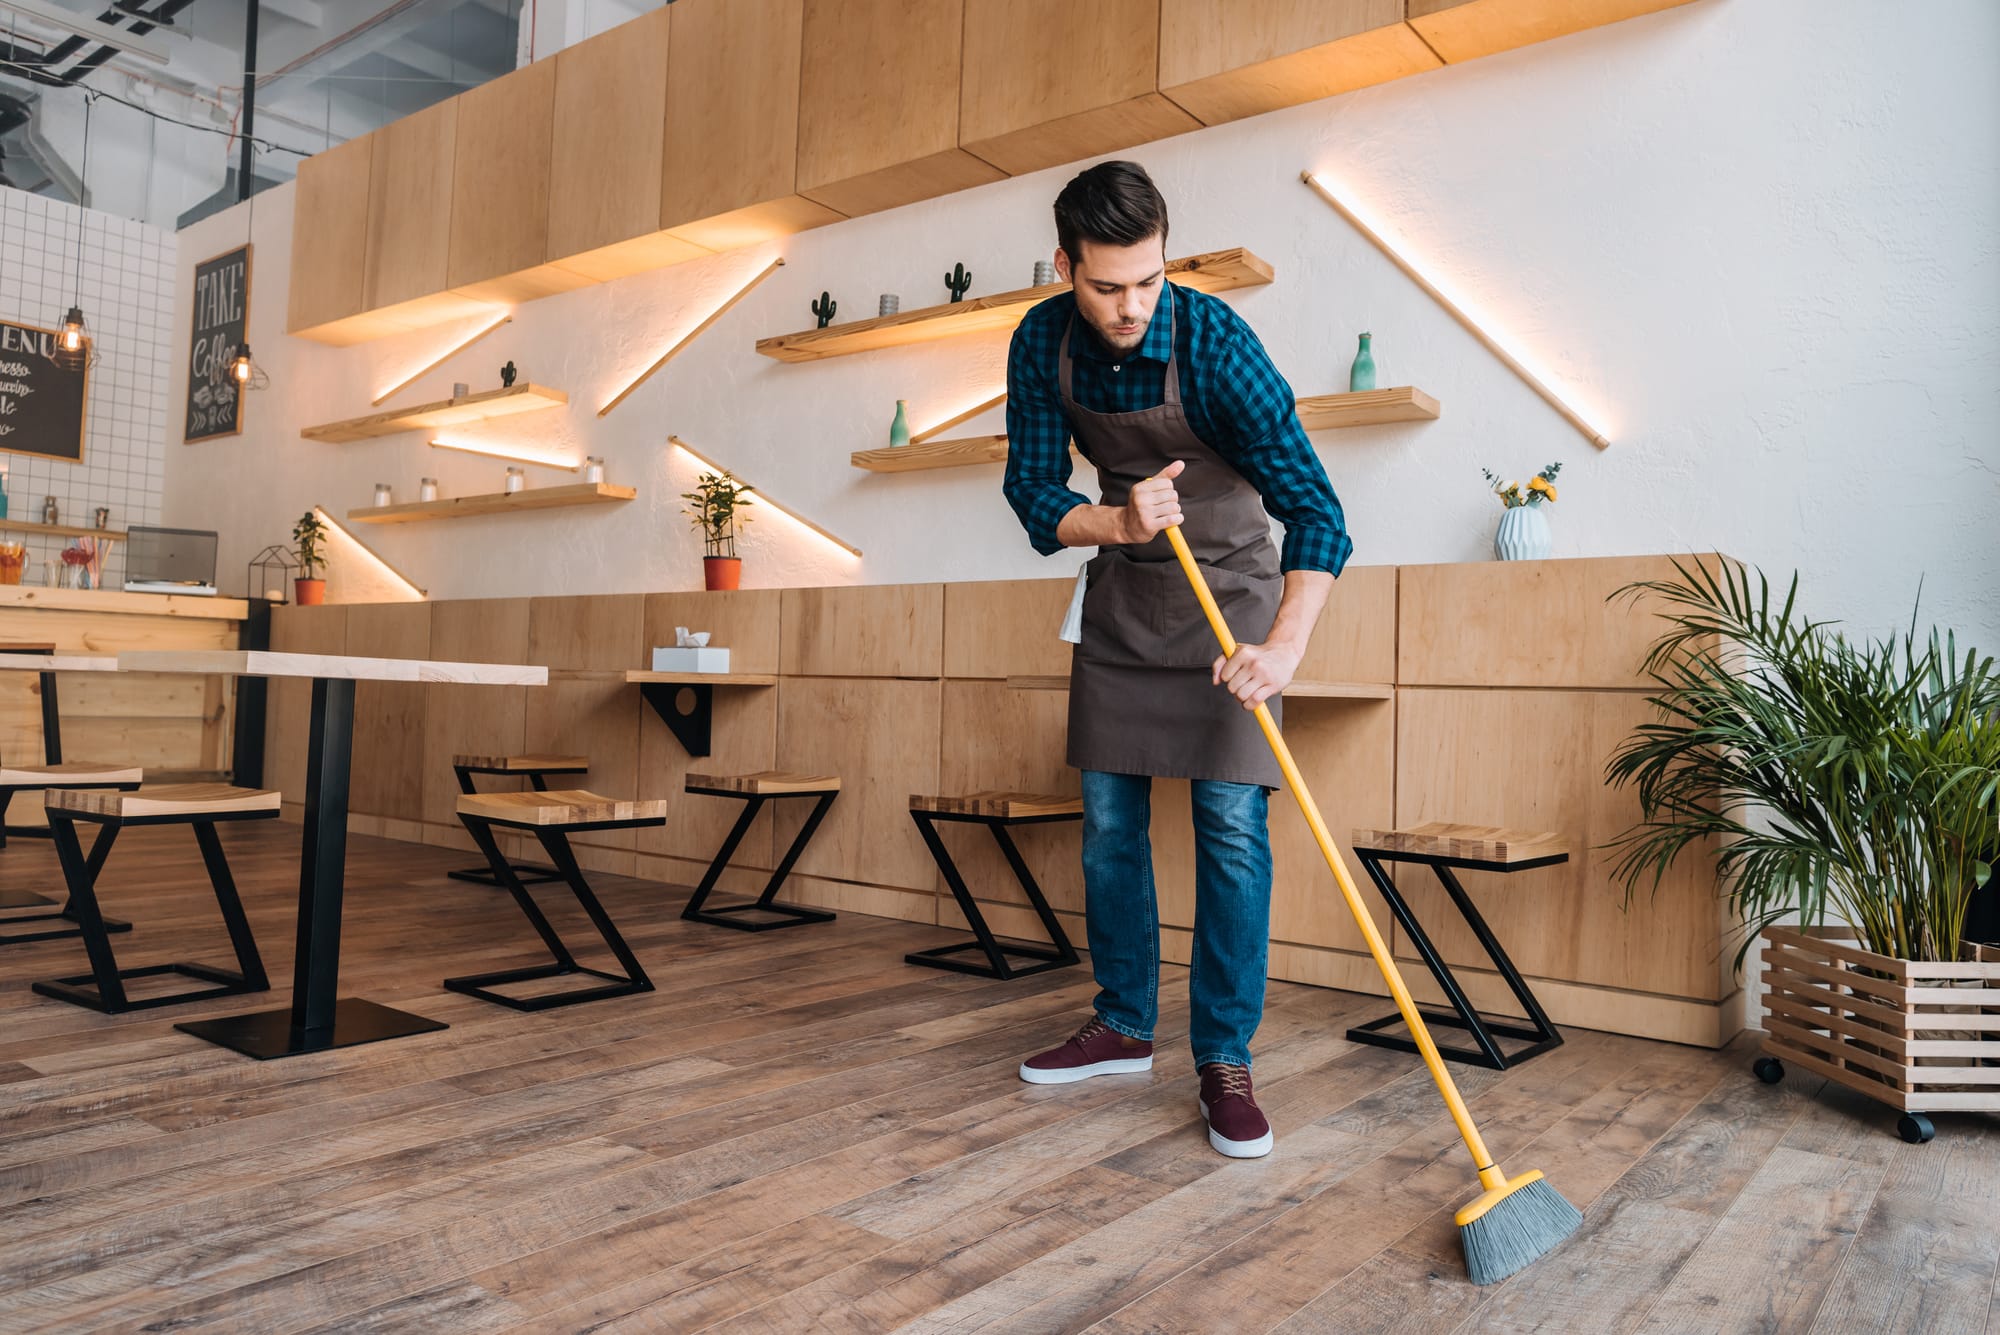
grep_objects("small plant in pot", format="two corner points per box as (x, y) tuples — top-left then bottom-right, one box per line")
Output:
(1605, 555), (1999, 1143)
(292, 510), (329, 605)
(681, 469), (753, 592)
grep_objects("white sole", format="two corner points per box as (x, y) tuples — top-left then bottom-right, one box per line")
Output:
(1199, 1098), (1275, 1158)
(1018, 1055), (1153, 1084)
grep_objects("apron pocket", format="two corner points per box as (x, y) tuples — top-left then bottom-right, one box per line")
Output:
(1079, 553), (1280, 669)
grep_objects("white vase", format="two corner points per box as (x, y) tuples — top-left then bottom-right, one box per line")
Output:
(1493, 503), (1553, 560)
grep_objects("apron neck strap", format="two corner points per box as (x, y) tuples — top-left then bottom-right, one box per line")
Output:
(1057, 284), (1181, 406)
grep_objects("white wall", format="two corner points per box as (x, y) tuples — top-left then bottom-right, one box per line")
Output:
(0, 188), (174, 586)
(164, 0), (1999, 658)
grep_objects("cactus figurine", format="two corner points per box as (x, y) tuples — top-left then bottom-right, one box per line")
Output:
(811, 291), (837, 328)
(944, 263), (972, 303)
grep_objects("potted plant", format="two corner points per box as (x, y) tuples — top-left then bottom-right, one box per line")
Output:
(292, 510), (329, 605)
(681, 469), (753, 592)
(1605, 555), (1999, 1143)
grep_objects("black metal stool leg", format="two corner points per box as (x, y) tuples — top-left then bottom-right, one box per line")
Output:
(682, 791), (837, 931)
(1433, 863), (1563, 1055)
(447, 766), (566, 888)
(0, 809), (132, 944)
(194, 821), (270, 991)
(904, 813), (1079, 980)
(39, 815), (127, 1010)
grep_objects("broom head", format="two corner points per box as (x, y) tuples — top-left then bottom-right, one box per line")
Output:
(1456, 1169), (1581, 1285)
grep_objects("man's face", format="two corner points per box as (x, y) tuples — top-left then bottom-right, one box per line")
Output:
(1055, 234), (1166, 357)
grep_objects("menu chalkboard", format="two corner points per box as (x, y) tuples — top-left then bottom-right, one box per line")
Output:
(185, 243), (251, 443)
(0, 317), (88, 463)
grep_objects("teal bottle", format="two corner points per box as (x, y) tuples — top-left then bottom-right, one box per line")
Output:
(0, 470), (10, 520)
(1349, 332), (1376, 393)
(889, 399), (911, 447)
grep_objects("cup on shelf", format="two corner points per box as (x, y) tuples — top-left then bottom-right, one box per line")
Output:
(373, 482), (394, 507)
(419, 477), (439, 503)
(878, 293), (900, 317)
(584, 457), (605, 484)
(504, 467), (525, 494)
(0, 542), (24, 585)
(452, 381), (470, 399)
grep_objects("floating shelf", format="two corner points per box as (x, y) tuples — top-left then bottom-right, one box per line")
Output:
(851, 388), (1439, 473)
(624, 670), (778, 687)
(1295, 386), (1440, 431)
(759, 248), (1274, 364)
(1007, 674), (1390, 699)
(852, 435), (1010, 473)
(0, 518), (129, 541)
(347, 482), (636, 525)
(302, 384), (569, 443)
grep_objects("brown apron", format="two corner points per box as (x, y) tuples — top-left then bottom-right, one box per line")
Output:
(1062, 288), (1284, 788)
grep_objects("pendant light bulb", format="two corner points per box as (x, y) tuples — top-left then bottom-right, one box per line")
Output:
(232, 343), (254, 382)
(59, 306), (87, 356)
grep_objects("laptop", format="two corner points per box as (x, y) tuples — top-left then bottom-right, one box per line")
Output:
(122, 525), (220, 596)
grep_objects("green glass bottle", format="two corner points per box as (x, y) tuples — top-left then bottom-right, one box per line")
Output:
(890, 399), (911, 447)
(0, 466), (10, 520)
(1349, 332), (1376, 393)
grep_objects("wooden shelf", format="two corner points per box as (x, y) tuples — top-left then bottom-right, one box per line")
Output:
(852, 435), (1009, 473)
(0, 518), (128, 541)
(347, 483), (636, 524)
(1295, 386), (1440, 431)
(1007, 674), (1389, 700)
(624, 670), (777, 687)
(759, 247), (1273, 363)
(851, 389), (1438, 474)
(301, 384), (569, 443)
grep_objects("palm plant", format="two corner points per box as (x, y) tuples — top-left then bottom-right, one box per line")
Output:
(1605, 555), (1999, 968)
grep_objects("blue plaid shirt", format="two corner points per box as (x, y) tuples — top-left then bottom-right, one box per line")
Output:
(1003, 282), (1352, 575)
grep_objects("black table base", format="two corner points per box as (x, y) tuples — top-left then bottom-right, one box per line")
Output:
(176, 997), (448, 1060)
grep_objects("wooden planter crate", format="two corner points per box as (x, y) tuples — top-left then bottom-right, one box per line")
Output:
(1761, 925), (2000, 1121)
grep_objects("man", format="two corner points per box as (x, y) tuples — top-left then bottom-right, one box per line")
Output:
(1003, 160), (1351, 1159)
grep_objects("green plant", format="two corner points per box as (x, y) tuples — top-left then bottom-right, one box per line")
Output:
(944, 262), (972, 302)
(292, 510), (329, 580)
(1481, 461), (1560, 508)
(681, 470), (753, 559)
(1604, 555), (2000, 968)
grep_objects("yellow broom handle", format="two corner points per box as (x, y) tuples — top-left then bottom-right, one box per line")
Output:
(1164, 523), (1505, 1188)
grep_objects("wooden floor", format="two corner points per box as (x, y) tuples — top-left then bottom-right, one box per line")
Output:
(2, 823), (1997, 1334)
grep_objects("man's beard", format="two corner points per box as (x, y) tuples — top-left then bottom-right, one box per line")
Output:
(1086, 311), (1149, 355)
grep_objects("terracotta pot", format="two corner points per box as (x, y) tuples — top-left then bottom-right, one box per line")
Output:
(294, 577), (326, 606)
(703, 557), (741, 592)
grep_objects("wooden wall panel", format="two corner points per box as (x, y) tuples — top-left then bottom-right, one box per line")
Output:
(422, 599), (531, 830)
(635, 591), (782, 870)
(524, 595), (644, 856)
(941, 578), (1074, 681)
(447, 60), (590, 303)
(659, 0), (844, 252)
(342, 602), (431, 822)
(1407, 0), (1703, 65)
(362, 99), (458, 313)
(1397, 554), (1714, 688)
(795, 0), (1005, 218)
(937, 679), (1081, 915)
(781, 585), (943, 678)
(266, 606), (348, 810)
(286, 134), (374, 334)
(772, 676), (941, 897)
(1158, 0), (1434, 126)
(1296, 562), (1397, 684)
(1393, 687), (1722, 1001)
(959, 0), (1198, 177)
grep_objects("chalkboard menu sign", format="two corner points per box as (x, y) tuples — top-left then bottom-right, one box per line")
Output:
(0, 317), (88, 463)
(185, 243), (251, 443)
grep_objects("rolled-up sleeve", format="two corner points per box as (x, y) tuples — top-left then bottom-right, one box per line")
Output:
(1211, 338), (1353, 577)
(1002, 323), (1089, 557)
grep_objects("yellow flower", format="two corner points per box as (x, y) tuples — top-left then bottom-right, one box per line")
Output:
(1528, 476), (1549, 492)
(1541, 484), (1558, 502)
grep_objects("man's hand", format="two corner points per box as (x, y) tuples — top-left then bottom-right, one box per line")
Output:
(1119, 459), (1185, 544)
(1213, 638), (1301, 711)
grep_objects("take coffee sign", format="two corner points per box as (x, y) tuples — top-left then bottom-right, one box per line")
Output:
(185, 243), (251, 442)
(0, 317), (88, 463)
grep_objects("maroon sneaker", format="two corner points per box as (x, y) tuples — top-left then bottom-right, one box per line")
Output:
(1198, 1063), (1273, 1158)
(1018, 1016), (1154, 1085)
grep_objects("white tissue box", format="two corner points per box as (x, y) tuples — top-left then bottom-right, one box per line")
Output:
(651, 646), (730, 673)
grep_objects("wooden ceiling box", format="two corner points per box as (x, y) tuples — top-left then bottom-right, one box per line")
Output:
(795, 0), (1004, 219)
(958, 0), (1198, 177)
(363, 98), (459, 312)
(660, 0), (844, 252)
(548, 8), (710, 283)
(1158, 0), (1437, 127)
(447, 59), (593, 304)
(286, 133), (373, 336)
(1407, 0), (1703, 65)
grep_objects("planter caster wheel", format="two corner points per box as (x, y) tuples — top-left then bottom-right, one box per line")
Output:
(1896, 1113), (1935, 1145)
(1753, 1056), (1784, 1085)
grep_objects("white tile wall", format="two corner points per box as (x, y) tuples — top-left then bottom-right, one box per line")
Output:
(0, 188), (174, 588)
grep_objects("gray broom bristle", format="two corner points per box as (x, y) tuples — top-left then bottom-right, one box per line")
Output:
(1459, 1177), (1583, 1285)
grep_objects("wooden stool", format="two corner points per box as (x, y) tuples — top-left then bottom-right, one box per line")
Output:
(1347, 822), (1569, 1070)
(906, 792), (1082, 980)
(680, 773), (840, 931)
(0, 762), (144, 946)
(449, 789), (665, 1010)
(31, 785), (276, 1014)
(447, 754), (591, 887)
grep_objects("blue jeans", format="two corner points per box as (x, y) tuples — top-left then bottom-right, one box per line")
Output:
(1080, 769), (1272, 1069)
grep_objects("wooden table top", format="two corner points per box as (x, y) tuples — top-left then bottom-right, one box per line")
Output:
(116, 650), (548, 685)
(0, 652), (119, 672)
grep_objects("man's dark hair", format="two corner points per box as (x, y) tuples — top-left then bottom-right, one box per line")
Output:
(1053, 161), (1169, 264)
